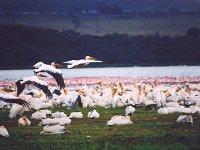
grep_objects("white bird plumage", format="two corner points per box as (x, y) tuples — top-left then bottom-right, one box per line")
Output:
(39, 118), (71, 126)
(69, 112), (83, 118)
(87, 110), (100, 119)
(18, 116), (31, 126)
(176, 115), (193, 124)
(0, 126), (9, 137)
(31, 110), (47, 120)
(63, 56), (102, 69)
(125, 106), (136, 115)
(107, 115), (133, 126)
(40, 125), (67, 134)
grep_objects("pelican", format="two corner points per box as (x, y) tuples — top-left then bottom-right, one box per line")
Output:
(63, 56), (103, 69)
(69, 112), (83, 118)
(40, 125), (67, 135)
(0, 93), (29, 107)
(52, 111), (67, 118)
(87, 110), (100, 119)
(33, 62), (65, 90)
(176, 115), (193, 124)
(107, 115), (133, 126)
(39, 118), (71, 126)
(0, 126), (9, 137)
(16, 76), (53, 99)
(18, 116), (31, 126)
(125, 106), (136, 115)
(9, 104), (27, 119)
(31, 110), (47, 120)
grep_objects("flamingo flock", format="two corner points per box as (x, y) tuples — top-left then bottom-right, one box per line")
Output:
(0, 58), (200, 136)
(2, 76), (200, 88)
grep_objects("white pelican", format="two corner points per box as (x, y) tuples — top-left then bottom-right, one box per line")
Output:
(40, 125), (67, 135)
(31, 110), (47, 120)
(63, 56), (103, 69)
(0, 126), (9, 137)
(125, 106), (136, 115)
(69, 112), (83, 118)
(39, 109), (52, 116)
(107, 115), (133, 126)
(52, 111), (67, 118)
(39, 118), (71, 126)
(16, 76), (53, 99)
(176, 115), (193, 124)
(87, 110), (100, 119)
(33, 62), (66, 90)
(0, 93), (29, 107)
(18, 116), (31, 126)
(9, 104), (27, 119)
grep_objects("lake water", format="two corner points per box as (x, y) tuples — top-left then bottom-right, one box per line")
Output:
(0, 66), (200, 81)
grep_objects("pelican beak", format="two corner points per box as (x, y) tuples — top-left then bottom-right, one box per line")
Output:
(55, 63), (63, 68)
(176, 86), (181, 92)
(165, 92), (171, 97)
(98, 80), (103, 87)
(64, 88), (68, 95)
(86, 56), (97, 60)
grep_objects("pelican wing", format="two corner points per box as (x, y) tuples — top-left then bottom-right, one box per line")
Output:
(47, 71), (65, 89)
(34, 64), (62, 74)
(16, 76), (52, 98)
(33, 62), (44, 68)
(0, 94), (29, 107)
(25, 81), (53, 99)
(21, 76), (48, 86)
(63, 60), (78, 64)
(16, 80), (25, 96)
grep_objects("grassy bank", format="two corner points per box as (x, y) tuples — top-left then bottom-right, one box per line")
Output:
(0, 107), (200, 150)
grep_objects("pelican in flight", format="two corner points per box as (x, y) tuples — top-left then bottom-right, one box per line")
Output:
(0, 93), (29, 107)
(16, 76), (53, 99)
(33, 62), (65, 90)
(63, 56), (103, 69)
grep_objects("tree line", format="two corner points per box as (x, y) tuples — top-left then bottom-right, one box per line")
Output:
(0, 24), (200, 69)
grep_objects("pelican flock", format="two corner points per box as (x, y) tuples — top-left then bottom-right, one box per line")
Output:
(0, 56), (200, 137)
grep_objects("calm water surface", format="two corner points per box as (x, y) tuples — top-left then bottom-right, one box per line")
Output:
(0, 66), (199, 80)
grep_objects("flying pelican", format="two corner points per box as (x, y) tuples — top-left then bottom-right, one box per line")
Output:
(16, 76), (53, 99)
(0, 93), (29, 107)
(63, 56), (103, 69)
(33, 62), (65, 90)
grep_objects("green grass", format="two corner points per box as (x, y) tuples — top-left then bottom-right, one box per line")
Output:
(0, 14), (200, 36)
(0, 106), (200, 150)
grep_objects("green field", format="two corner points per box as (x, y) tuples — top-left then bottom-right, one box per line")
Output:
(0, 14), (200, 36)
(0, 106), (200, 150)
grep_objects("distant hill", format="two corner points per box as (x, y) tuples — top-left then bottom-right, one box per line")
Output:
(0, 25), (200, 69)
(0, 0), (200, 15)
